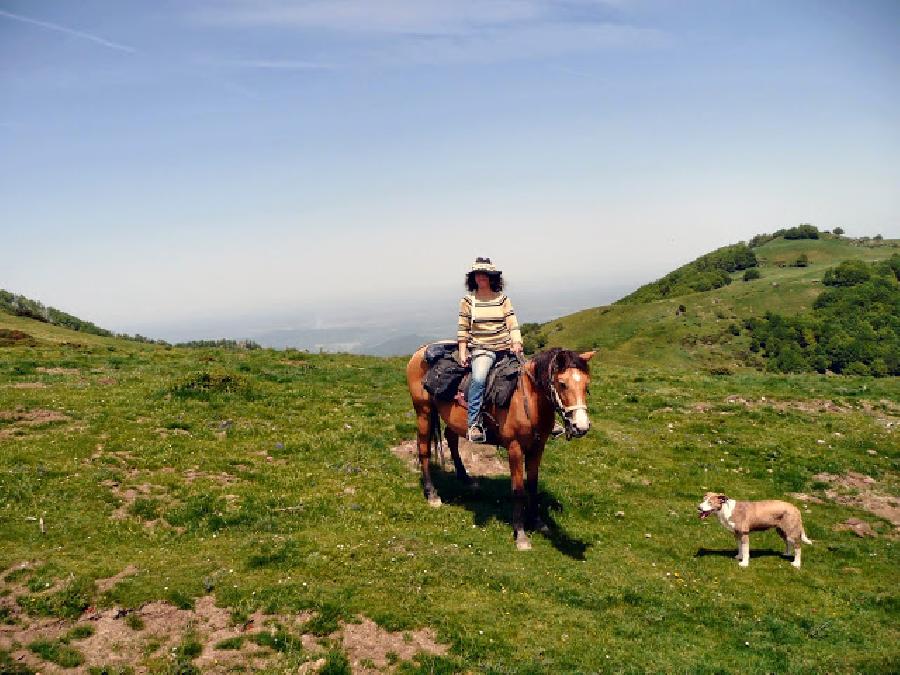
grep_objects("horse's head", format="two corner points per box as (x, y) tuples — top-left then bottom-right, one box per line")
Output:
(535, 348), (595, 439)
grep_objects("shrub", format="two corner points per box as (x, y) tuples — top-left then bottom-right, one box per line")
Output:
(743, 268), (761, 281)
(833, 227), (844, 236)
(783, 223), (820, 240)
(823, 260), (871, 287)
(792, 253), (810, 268)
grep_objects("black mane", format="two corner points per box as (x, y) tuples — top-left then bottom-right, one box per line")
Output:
(531, 347), (590, 393)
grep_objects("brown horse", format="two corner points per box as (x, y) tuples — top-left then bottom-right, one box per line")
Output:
(406, 347), (594, 550)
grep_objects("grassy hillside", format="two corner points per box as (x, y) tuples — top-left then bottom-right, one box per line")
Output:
(0, 289), (165, 345)
(535, 237), (899, 371)
(1, 307), (898, 673)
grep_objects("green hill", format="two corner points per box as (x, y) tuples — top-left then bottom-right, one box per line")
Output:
(530, 234), (900, 373)
(0, 289), (165, 345)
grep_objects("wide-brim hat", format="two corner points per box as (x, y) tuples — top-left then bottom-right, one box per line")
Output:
(469, 257), (501, 275)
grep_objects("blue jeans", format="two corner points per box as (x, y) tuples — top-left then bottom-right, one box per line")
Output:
(467, 349), (497, 428)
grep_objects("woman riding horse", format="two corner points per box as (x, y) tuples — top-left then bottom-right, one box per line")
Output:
(457, 257), (523, 443)
(407, 338), (594, 550)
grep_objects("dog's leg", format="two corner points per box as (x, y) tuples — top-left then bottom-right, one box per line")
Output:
(778, 528), (792, 557)
(733, 534), (742, 560)
(738, 533), (750, 567)
(792, 544), (802, 568)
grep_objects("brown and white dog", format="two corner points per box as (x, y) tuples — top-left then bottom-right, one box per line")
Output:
(698, 492), (812, 568)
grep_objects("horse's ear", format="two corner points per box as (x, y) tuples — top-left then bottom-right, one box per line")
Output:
(579, 351), (596, 362)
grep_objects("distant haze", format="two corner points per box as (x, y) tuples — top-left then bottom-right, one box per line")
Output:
(128, 280), (637, 355)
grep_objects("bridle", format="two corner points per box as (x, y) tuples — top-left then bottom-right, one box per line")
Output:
(519, 352), (590, 441)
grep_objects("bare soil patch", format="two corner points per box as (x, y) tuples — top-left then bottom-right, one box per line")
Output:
(391, 439), (507, 476)
(183, 468), (238, 485)
(36, 367), (80, 376)
(9, 382), (47, 389)
(339, 617), (448, 673)
(788, 493), (824, 504)
(95, 564), (140, 594)
(0, 408), (71, 439)
(813, 472), (900, 528)
(834, 518), (877, 538)
(0, 408), (70, 424)
(1, 564), (450, 674)
(0, 329), (37, 346)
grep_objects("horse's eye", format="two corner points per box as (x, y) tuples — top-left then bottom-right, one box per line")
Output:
(559, 382), (567, 390)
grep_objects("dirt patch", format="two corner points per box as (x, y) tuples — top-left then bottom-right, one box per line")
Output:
(0, 408), (70, 424)
(36, 367), (80, 376)
(96, 565), (140, 594)
(0, 329), (37, 346)
(0, 408), (71, 439)
(391, 439), (507, 477)
(813, 472), (900, 528)
(834, 517), (877, 538)
(1, 565), (449, 674)
(689, 397), (899, 429)
(789, 493), (824, 504)
(339, 617), (448, 673)
(155, 426), (192, 438)
(102, 480), (155, 522)
(97, 376), (118, 386)
(9, 382), (47, 389)
(183, 469), (238, 485)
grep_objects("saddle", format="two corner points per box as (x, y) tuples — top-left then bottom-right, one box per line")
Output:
(422, 341), (521, 409)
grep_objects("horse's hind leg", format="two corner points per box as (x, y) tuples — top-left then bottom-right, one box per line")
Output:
(446, 427), (479, 491)
(415, 405), (441, 507)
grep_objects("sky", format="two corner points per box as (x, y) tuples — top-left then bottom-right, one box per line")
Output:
(2, 0), (899, 342)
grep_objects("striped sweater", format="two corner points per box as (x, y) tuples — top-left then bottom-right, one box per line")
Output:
(457, 293), (522, 351)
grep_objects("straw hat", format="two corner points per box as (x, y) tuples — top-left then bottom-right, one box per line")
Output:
(469, 257), (501, 275)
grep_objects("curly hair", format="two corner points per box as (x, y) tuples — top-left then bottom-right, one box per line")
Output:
(465, 272), (504, 292)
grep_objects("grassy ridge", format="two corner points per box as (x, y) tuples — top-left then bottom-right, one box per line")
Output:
(1, 309), (898, 672)
(535, 237), (899, 370)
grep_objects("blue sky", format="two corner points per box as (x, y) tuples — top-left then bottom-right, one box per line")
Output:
(2, 0), (898, 338)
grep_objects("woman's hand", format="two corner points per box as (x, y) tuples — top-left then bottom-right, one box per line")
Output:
(458, 345), (469, 367)
(511, 342), (523, 356)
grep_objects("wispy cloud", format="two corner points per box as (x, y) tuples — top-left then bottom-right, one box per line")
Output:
(214, 58), (335, 70)
(193, 0), (663, 65)
(195, 0), (543, 35)
(0, 8), (136, 53)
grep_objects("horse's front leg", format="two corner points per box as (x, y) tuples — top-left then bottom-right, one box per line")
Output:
(525, 443), (549, 534)
(416, 408), (441, 507)
(507, 439), (530, 550)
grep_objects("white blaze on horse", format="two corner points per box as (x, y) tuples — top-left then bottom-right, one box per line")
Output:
(406, 347), (594, 550)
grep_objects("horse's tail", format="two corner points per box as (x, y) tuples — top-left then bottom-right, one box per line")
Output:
(429, 402), (445, 467)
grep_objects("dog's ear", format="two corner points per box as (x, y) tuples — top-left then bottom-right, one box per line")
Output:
(717, 494), (729, 503)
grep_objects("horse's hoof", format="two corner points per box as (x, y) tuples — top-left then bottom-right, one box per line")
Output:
(428, 496), (442, 508)
(516, 536), (532, 551)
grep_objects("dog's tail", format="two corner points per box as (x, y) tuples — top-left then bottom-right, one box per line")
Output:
(801, 531), (812, 545)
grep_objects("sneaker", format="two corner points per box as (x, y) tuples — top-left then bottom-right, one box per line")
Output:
(467, 425), (487, 444)
(551, 422), (565, 438)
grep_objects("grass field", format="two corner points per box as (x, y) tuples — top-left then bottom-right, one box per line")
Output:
(1, 304), (898, 673)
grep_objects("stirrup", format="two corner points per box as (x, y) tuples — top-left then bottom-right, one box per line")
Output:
(467, 424), (487, 444)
